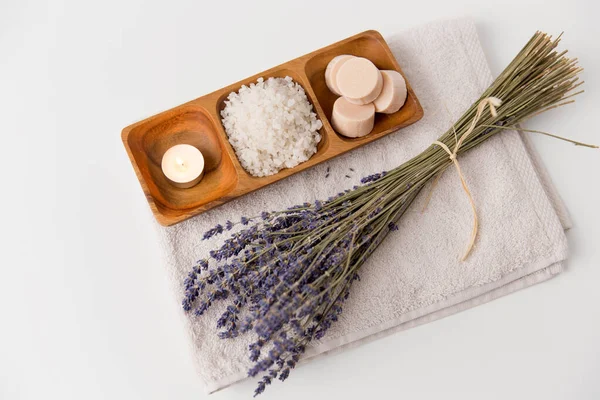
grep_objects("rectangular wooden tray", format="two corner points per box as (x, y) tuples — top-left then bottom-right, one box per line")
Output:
(121, 30), (423, 226)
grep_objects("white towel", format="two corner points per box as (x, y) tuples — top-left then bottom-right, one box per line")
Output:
(155, 18), (570, 394)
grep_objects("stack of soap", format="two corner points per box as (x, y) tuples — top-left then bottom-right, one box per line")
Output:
(325, 55), (407, 138)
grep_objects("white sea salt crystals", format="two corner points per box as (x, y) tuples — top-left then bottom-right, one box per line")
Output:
(221, 76), (323, 177)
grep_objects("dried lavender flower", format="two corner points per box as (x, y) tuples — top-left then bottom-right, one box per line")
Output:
(182, 32), (588, 395)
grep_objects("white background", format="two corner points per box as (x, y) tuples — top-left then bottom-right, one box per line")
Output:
(1, 0), (599, 399)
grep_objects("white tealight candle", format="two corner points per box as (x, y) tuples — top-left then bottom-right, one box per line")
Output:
(161, 144), (205, 188)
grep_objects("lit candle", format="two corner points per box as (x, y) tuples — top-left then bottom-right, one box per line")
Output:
(161, 144), (205, 188)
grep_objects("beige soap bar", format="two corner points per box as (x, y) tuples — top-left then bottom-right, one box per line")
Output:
(335, 57), (383, 105)
(373, 70), (408, 114)
(325, 55), (354, 96)
(331, 97), (375, 138)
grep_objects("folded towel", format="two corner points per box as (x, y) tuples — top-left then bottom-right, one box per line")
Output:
(155, 18), (570, 394)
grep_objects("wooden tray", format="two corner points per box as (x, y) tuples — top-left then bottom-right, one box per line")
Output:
(122, 30), (423, 226)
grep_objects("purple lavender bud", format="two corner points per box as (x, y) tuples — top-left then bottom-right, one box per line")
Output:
(225, 220), (234, 230)
(279, 368), (290, 381)
(199, 260), (209, 270)
(240, 318), (253, 333)
(249, 348), (261, 362)
(202, 224), (224, 240)
(194, 301), (211, 316)
(249, 358), (274, 377)
(248, 339), (264, 359)
(253, 380), (266, 397)
(304, 326), (316, 337)
(289, 319), (303, 334)
(360, 174), (375, 183)
(218, 329), (238, 339)
(248, 365), (261, 378)
(216, 311), (230, 329)
(183, 276), (194, 289)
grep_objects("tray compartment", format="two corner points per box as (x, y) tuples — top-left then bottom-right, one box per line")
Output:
(123, 105), (238, 211)
(304, 30), (422, 142)
(215, 67), (331, 182)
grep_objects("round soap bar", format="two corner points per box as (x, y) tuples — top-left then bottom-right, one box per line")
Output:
(373, 70), (408, 114)
(335, 57), (383, 105)
(331, 97), (375, 138)
(325, 55), (354, 96)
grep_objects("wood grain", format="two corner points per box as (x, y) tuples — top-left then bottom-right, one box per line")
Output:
(121, 30), (423, 226)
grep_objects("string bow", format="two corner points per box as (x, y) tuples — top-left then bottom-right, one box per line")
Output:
(432, 97), (502, 261)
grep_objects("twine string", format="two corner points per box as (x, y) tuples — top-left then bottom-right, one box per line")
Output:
(431, 97), (502, 261)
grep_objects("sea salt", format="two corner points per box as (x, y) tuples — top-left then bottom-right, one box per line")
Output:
(220, 76), (323, 177)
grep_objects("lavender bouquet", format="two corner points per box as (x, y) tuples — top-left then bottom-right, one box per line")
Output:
(181, 32), (593, 396)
